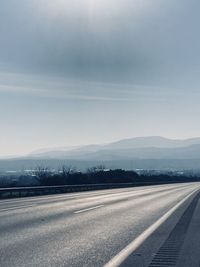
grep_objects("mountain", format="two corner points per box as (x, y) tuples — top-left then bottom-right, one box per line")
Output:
(75, 144), (200, 161)
(2, 136), (200, 172)
(103, 136), (200, 149)
(26, 136), (200, 160)
(20, 136), (200, 164)
(30, 145), (81, 155)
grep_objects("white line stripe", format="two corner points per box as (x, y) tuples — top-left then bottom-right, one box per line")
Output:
(0, 204), (36, 212)
(74, 205), (104, 214)
(103, 188), (199, 267)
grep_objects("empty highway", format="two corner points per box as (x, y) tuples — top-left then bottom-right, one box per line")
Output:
(0, 183), (199, 267)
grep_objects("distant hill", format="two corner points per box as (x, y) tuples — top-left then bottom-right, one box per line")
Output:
(2, 136), (200, 172)
(103, 136), (200, 149)
(27, 136), (200, 160)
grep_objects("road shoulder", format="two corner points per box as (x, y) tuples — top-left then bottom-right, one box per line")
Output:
(176, 197), (200, 267)
(120, 190), (199, 266)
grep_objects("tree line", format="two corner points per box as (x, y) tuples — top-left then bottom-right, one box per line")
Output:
(1, 165), (200, 187)
(33, 166), (139, 186)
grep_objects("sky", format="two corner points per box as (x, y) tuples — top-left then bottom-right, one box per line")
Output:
(1, 0), (200, 156)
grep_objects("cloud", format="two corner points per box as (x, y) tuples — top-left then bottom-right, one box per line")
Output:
(1, 70), (198, 105)
(0, 71), (132, 101)
(0, 0), (165, 82)
(0, 0), (199, 92)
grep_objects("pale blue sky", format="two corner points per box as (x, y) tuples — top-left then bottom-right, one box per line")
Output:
(1, 0), (200, 156)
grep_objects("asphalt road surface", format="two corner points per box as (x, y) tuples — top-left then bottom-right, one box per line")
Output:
(0, 183), (199, 267)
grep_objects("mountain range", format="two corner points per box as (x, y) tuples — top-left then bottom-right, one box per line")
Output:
(29, 136), (200, 161)
(2, 136), (200, 172)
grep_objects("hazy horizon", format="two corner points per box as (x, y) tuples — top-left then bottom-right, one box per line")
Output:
(3, 135), (200, 158)
(2, 0), (200, 156)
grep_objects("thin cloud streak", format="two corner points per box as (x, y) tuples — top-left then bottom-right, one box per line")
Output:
(0, 72), (199, 103)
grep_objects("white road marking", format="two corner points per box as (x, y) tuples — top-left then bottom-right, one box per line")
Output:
(74, 205), (104, 214)
(0, 204), (36, 212)
(103, 188), (199, 267)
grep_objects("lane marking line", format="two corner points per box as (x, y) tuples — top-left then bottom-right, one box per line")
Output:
(0, 204), (36, 212)
(103, 188), (199, 267)
(74, 205), (104, 214)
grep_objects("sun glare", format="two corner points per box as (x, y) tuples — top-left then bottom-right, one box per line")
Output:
(40, 0), (154, 20)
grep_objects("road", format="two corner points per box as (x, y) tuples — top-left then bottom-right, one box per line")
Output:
(0, 183), (199, 267)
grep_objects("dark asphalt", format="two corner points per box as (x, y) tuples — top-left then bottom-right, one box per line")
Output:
(0, 183), (199, 267)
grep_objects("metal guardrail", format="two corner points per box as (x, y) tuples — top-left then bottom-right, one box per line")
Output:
(0, 183), (138, 199)
(0, 180), (191, 199)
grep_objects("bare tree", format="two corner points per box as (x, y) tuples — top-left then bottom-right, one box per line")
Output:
(87, 165), (106, 174)
(33, 166), (52, 185)
(59, 165), (76, 177)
